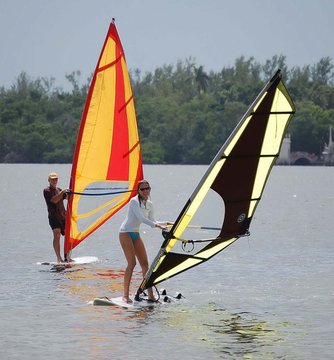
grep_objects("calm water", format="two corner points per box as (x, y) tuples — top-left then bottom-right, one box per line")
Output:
(1, 164), (333, 360)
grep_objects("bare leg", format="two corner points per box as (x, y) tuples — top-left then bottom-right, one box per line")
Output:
(52, 228), (63, 263)
(119, 233), (136, 303)
(134, 236), (155, 301)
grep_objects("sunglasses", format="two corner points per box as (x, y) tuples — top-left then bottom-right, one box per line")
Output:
(139, 187), (151, 191)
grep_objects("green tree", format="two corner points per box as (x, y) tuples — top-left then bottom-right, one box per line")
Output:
(1, 56), (334, 164)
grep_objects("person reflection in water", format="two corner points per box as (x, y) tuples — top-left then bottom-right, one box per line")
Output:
(43, 172), (70, 263)
(119, 180), (172, 303)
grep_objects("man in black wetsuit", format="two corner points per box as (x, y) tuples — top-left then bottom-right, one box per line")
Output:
(43, 172), (69, 263)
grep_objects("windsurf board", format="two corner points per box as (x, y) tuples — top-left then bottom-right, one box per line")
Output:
(92, 296), (160, 308)
(92, 290), (184, 308)
(37, 256), (99, 266)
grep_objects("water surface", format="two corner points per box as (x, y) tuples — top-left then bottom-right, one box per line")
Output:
(0, 164), (333, 359)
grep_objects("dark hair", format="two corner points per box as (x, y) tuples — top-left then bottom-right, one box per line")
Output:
(137, 180), (150, 208)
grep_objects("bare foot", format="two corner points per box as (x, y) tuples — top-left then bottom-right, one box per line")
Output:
(122, 297), (133, 304)
(64, 253), (74, 262)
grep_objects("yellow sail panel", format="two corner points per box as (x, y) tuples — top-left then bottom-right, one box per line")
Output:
(77, 69), (116, 177)
(223, 115), (252, 156)
(150, 238), (238, 286)
(197, 238), (237, 258)
(253, 92), (266, 112)
(99, 36), (117, 68)
(247, 199), (259, 219)
(250, 85), (295, 216)
(167, 159), (226, 252)
(250, 156), (273, 194)
(155, 258), (202, 284)
(64, 22), (143, 254)
(137, 70), (295, 293)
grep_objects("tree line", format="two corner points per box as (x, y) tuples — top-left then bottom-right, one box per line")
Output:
(0, 55), (333, 164)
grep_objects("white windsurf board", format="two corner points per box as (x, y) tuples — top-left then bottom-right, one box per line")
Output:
(92, 296), (160, 308)
(37, 256), (99, 266)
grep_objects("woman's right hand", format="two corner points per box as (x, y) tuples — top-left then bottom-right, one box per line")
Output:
(156, 224), (167, 231)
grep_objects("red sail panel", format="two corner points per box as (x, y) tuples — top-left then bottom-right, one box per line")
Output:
(107, 41), (129, 180)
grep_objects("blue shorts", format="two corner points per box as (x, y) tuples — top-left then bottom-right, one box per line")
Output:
(128, 232), (140, 241)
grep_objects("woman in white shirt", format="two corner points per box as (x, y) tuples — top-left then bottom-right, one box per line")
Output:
(119, 180), (170, 303)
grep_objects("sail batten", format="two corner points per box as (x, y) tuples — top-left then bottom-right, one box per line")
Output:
(64, 22), (143, 255)
(250, 111), (294, 115)
(98, 55), (123, 72)
(119, 96), (134, 112)
(137, 70), (295, 293)
(220, 153), (279, 160)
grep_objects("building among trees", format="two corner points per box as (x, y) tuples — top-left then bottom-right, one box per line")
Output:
(322, 126), (334, 165)
(278, 127), (334, 166)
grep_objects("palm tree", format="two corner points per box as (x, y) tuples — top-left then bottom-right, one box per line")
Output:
(193, 65), (209, 95)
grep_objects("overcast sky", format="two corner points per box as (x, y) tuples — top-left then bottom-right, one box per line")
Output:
(1, 0), (333, 89)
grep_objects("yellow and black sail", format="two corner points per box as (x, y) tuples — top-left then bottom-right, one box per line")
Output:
(137, 70), (295, 292)
(64, 21), (143, 255)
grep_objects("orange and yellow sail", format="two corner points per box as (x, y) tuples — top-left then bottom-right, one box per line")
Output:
(64, 21), (143, 254)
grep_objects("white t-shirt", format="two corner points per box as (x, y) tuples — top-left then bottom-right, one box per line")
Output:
(119, 196), (166, 232)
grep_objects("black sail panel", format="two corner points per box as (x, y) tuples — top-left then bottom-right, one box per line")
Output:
(212, 76), (279, 240)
